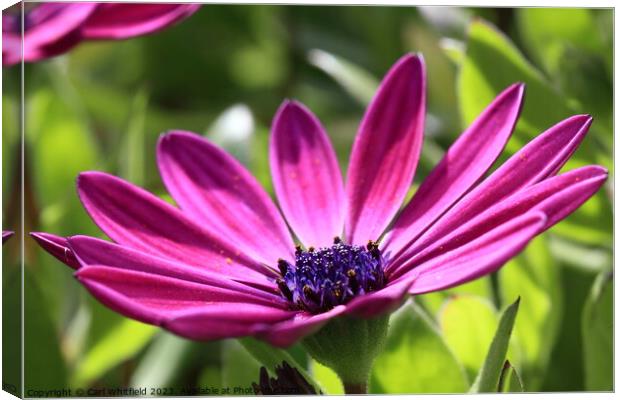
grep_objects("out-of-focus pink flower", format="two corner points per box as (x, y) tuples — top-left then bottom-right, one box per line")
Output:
(2, 231), (13, 244)
(32, 54), (607, 348)
(2, 2), (200, 66)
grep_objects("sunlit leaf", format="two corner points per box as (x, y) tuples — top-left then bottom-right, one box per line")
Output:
(439, 38), (465, 65)
(308, 49), (379, 106)
(311, 360), (343, 394)
(72, 317), (157, 386)
(130, 332), (194, 387)
(498, 360), (524, 392)
(439, 295), (519, 381)
(516, 8), (611, 78)
(371, 302), (468, 393)
(459, 18), (612, 247)
(548, 235), (612, 273)
(582, 271), (613, 391)
(497, 235), (561, 390)
(206, 103), (255, 166)
(121, 89), (149, 186)
(469, 297), (520, 393)
(419, 278), (492, 316)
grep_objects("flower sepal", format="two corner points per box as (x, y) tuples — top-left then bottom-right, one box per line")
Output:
(302, 313), (389, 394)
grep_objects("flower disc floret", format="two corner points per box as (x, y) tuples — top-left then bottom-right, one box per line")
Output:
(277, 238), (385, 313)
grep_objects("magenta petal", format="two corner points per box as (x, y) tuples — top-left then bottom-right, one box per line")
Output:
(345, 54), (426, 245)
(76, 171), (276, 285)
(68, 235), (284, 305)
(386, 114), (593, 272)
(2, 34), (20, 66)
(2, 231), (14, 244)
(390, 166), (607, 278)
(342, 278), (412, 318)
(21, 3), (97, 63)
(400, 212), (547, 295)
(81, 4), (200, 39)
(76, 265), (289, 328)
(383, 83), (525, 256)
(163, 305), (295, 342)
(270, 101), (345, 248)
(30, 232), (80, 269)
(257, 305), (347, 348)
(157, 131), (295, 265)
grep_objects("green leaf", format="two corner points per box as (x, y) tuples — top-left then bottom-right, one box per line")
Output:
(72, 317), (157, 386)
(460, 19), (566, 147)
(121, 89), (149, 186)
(371, 302), (468, 393)
(221, 340), (261, 393)
(439, 295), (519, 381)
(549, 235), (612, 273)
(498, 235), (562, 390)
(238, 337), (322, 393)
(582, 271), (613, 390)
(307, 49), (379, 106)
(516, 9), (609, 75)
(419, 277), (492, 316)
(469, 297), (520, 393)
(206, 103), (255, 166)
(3, 266), (22, 396)
(439, 38), (465, 65)
(130, 332), (194, 387)
(458, 18), (612, 247)
(310, 360), (344, 394)
(541, 266), (593, 391)
(498, 360), (524, 392)
(24, 269), (68, 391)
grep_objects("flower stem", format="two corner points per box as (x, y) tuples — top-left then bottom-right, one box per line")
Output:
(344, 382), (368, 394)
(302, 314), (389, 395)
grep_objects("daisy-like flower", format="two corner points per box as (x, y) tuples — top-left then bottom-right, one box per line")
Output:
(32, 54), (606, 392)
(3, 2), (200, 66)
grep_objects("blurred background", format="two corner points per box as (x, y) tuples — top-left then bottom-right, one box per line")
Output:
(2, 4), (613, 394)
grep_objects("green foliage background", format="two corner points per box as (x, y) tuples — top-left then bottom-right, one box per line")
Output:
(2, 5), (613, 394)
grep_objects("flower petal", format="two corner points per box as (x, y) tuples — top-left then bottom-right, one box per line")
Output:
(345, 54), (426, 245)
(399, 212), (547, 295)
(257, 305), (347, 348)
(391, 166), (607, 279)
(2, 231), (14, 244)
(386, 114), (593, 273)
(163, 305), (295, 342)
(76, 265), (292, 330)
(383, 83), (525, 256)
(342, 278), (412, 318)
(30, 232), (80, 269)
(270, 100), (345, 247)
(81, 4), (200, 39)
(22, 3), (96, 56)
(77, 171), (276, 285)
(157, 131), (295, 265)
(68, 235), (284, 304)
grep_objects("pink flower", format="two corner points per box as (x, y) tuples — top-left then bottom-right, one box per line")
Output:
(2, 2), (200, 66)
(2, 231), (13, 244)
(32, 54), (606, 348)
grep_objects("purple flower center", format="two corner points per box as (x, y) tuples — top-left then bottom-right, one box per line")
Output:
(276, 238), (385, 314)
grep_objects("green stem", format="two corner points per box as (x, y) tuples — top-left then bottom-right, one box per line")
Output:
(302, 314), (389, 395)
